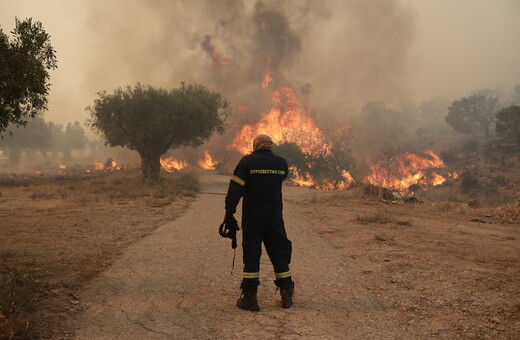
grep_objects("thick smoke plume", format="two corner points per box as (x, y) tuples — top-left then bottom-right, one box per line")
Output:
(81, 0), (415, 122)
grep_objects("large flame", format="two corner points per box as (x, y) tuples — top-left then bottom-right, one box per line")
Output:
(160, 157), (188, 173)
(197, 150), (220, 170)
(365, 150), (454, 191)
(229, 85), (331, 157)
(201, 35), (233, 67)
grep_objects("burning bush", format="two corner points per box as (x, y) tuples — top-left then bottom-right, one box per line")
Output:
(274, 136), (356, 189)
(364, 146), (456, 193)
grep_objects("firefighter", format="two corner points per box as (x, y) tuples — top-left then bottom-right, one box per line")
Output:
(224, 134), (294, 311)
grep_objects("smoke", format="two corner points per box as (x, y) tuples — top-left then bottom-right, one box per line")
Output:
(75, 0), (415, 120)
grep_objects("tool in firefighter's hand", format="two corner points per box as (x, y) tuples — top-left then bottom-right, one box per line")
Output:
(219, 214), (240, 249)
(220, 214), (240, 276)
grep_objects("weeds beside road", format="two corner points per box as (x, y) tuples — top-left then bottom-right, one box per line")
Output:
(0, 170), (198, 339)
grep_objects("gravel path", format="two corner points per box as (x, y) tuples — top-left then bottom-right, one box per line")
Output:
(75, 174), (405, 339)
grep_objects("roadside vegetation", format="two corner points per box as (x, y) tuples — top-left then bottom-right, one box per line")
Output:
(0, 169), (199, 339)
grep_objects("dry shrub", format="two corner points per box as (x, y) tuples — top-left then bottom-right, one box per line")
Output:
(5, 169), (200, 204)
(0, 266), (41, 340)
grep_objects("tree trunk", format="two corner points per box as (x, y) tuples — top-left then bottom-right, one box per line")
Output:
(484, 123), (490, 138)
(138, 149), (162, 183)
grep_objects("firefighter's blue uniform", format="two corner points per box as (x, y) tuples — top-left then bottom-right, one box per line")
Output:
(225, 148), (292, 286)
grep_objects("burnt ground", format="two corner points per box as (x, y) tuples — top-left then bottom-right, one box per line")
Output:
(1, 172), (519, 339)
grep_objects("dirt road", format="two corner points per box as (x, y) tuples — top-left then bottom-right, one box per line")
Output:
(74, 175), (418, 339)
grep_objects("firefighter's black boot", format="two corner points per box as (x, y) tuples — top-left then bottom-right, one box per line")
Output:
(275, 280), (294, 308)
(237, 285), (260, 311)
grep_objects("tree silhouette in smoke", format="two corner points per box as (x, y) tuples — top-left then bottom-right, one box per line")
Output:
(445, 93), (500, 138)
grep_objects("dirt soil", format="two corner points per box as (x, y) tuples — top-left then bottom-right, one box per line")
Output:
(72, 174), (519, 340)
(2, 173), (519, 339)
(0, 174), (194, 339)
(293, 189), (520, 339)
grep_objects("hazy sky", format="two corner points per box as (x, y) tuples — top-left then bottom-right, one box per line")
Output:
(1, 0), (519, 125)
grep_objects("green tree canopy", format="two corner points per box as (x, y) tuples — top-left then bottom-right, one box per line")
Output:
(0, 18), (57, 132)
(445, 93), (499, 137)
(496, 105), (520, 144)
(87, 83), (230, 182)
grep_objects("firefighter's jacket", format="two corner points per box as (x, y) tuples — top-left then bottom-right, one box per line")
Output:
(225, 148), (288, 219)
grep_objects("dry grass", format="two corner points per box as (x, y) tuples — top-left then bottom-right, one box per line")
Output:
(0, 265), (42, 339)
(18, 170), (200, 204)
(356, 211), (412, 226)
(0, 169), (199, 339)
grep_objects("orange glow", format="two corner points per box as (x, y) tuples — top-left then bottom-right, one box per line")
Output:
(229, 85), (331, 157)
(364, 150), (454, 191)
(238, 105), (251, 113)
(94, 162), (104, 171)
(289, 166), (355, 190)
(201, 35), (233, 66)
(197, 150), (219, 170)
(261, 58), (273, 88)
(160, 157), (188, 173)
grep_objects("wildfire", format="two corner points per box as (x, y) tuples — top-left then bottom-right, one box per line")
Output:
(229, 85), (331, 157)
(261, 58), (273, 88)
(289, 166), (355, 190)
(201, 35), (233, 67)
(92, 159), (124, 172)
(197, 150), (219, 170)
(160, 157), (188, 173)
(365, 150), (454, 192)
(94, 162), (104, 171)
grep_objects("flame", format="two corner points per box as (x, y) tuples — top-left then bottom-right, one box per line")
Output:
(160, 157), (188, 173)
(289, 166), (355, 190)
(94, 162), (104, 171)
(289, 166), (316, 188)
(201, 35), (233, 66)
(229, 85), (331, 157)
(262, 58), (273, 88)
(92, 159), (123, 171)
(197, 150), (219, 170)
(364, 150), (454, 191)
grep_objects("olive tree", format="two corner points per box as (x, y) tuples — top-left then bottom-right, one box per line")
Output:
(0, 18), (57, 132)
(445, 93), (499, 137)
(496, 105), (520, 144)
(87, 83), (229, 182)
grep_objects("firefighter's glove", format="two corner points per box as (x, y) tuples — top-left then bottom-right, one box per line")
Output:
(219, 214), (240, 249)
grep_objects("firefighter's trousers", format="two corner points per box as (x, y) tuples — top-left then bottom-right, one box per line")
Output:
(241, 215), (292, 286)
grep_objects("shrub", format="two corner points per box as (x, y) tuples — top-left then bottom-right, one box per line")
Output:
(494, 175), (507, 186)
(440, 147), (459, 165)
(0, 265), (40, 339)
(460, 171), (481, 194)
